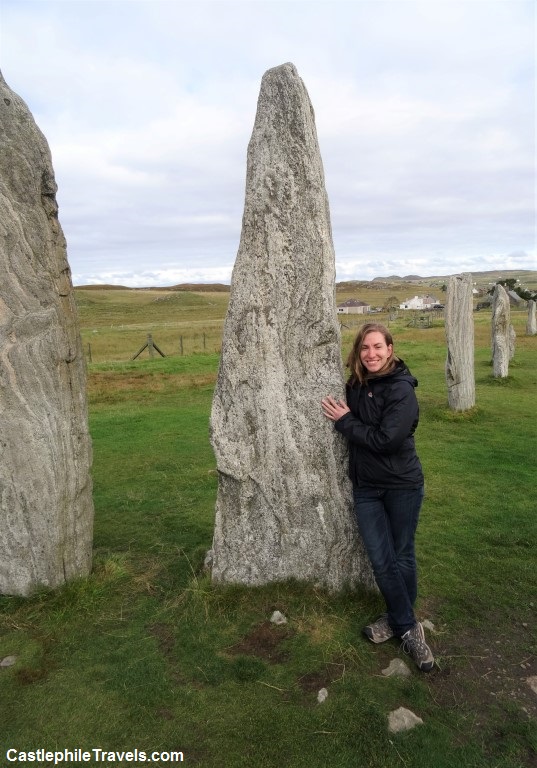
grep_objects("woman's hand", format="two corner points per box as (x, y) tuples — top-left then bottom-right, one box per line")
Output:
(321, 396), (350, 422)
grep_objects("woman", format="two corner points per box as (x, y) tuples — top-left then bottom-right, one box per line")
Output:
(321, 323), (434, 672)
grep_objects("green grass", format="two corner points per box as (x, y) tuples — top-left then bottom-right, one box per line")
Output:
(0, 294), (536, 767)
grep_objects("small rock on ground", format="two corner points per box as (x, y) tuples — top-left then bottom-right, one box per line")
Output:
(422, 619), (435, 632)
(388, 707), (423, 734)
(382, 658), (411, 678)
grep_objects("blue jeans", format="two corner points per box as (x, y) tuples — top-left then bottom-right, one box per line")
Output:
(353, 485), (424, 637)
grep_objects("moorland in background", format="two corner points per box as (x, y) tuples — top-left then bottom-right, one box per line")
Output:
(74, 270), (537, 364)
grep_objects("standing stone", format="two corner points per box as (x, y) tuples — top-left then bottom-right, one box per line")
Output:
(0, 72), (93, 596)
(210, 63), (374, 591)
(509, 324), (516, 360)
(491, 283), (510, 378)
(526, 300), (536, 335)
(444, 273), (475, 411)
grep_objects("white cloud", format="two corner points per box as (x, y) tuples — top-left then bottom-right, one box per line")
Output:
(1, 0), (535, 285)
(74, 265), (235, 288)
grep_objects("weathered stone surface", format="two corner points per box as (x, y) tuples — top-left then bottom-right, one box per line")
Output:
(0, 72), (93, 596)
(491, 284), (510, 378)
(445, 273), (475, 411)
(526, 300), (536, 335)
(210, 63), (374, 591)
(509, 324), (516, 360)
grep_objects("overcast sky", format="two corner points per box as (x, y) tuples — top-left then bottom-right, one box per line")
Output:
(1, 0), (535, 286)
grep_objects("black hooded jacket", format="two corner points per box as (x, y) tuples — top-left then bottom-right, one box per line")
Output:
(334, 359), (424, 489)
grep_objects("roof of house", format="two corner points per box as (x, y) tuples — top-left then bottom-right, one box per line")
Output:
(337, 299), (370, 307)
(402, 295), (438, 303)
(507, 290), (525, 304)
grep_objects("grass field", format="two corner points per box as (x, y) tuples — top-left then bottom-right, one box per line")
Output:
(76, 289), (229, 362)
(0, 283), (535, 767)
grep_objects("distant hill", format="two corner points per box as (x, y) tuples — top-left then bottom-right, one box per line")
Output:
(166, 283), (230, 292)
(74, 282), (232, 293)
(371, 275), (423, 282)
(76, 284), (133, 290)
(370, 269), (536, 284)
(74, 270), (536, 292)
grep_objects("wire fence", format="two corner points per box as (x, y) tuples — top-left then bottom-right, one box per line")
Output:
(84, 332), (223, 364)
(84, 313), (448, 364)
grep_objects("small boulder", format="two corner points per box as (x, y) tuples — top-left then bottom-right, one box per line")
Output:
(422, 619), (435, 632)
(388, 707), (423, 734)
(270, 610), (288, 625)
(0, 655), (17, 668)
(382, 659), (411, 678)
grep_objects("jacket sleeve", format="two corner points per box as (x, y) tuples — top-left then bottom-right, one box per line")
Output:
(334, 381), (418, 454)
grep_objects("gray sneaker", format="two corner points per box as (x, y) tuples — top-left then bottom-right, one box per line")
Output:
(363, 614), (394, 644)
(401, 622), (434, 672)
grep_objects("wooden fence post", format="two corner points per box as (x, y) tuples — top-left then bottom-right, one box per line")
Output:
(131, 334), (166, 360)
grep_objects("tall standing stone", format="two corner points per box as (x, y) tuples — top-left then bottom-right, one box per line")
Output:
(444, 273), (475, 411)
(491, 283), (511, 378)
(509, 324), (516, 360)
(526, 300), (536, 335)
(210, 63), (374, 591)
(0, 72), (93, 596)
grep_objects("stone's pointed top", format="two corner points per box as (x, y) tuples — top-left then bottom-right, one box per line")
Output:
(247, 61), (317, 178)
(264, 62), (298, 77)
(256, 62), (310, 109)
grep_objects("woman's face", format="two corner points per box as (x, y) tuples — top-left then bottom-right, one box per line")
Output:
(360, 331), (393, 374)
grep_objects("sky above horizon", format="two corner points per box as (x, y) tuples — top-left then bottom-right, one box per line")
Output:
(1, 0), (535, 286)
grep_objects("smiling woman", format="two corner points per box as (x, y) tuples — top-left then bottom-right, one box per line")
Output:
(350, 323), (396, 381)
(322, 322), (434, 672)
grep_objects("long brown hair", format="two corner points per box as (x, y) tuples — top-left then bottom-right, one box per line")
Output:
(346, 322), (397, 385)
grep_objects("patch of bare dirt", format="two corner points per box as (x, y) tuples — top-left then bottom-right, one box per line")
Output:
(228, 621), (294, 664)
(147, 622), (176, 657)
(297, 661), (346, 693)
(424, 622), (536, 724)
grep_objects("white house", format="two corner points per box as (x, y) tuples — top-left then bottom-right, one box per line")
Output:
(399, 295), (438, 310)
(337, 299), (371, 314)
